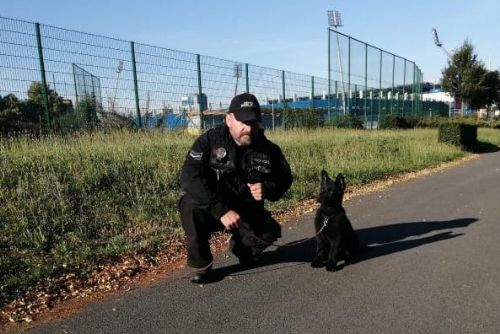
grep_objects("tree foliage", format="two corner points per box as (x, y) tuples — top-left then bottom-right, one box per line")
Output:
(441, 40), (500, 109)
(0, 82), (74, 132)
(26, 82), (73, 119)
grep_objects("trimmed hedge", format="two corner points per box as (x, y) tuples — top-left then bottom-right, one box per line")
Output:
(438, 122), (477, 149)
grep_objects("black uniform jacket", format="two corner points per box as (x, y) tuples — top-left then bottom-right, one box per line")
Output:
(180, 124), (293, 221)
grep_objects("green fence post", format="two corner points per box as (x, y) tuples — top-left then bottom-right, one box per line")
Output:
(35, 23), (51, 131)
(378, 49), (382, 127)
(334, 80), (338, 118)
(402, 60), (406, 116)
(347, 36), (351, 115)
(370, 88), (374, 129)
(413, 62), (416, 115)
(391, 54), (395, 115)
(197, 54), (204, 130)
(72, 64), (79, 106)
(91, 77), (97, 127)
(327, 28), (331, 120)
(364, 43), (368, 126)
(281, 70), (286, 128)
(419, 68), (423, 114)
(130, 41), (142, 128)
(245, 63), (249, 93)
(311, 76), (315, 110)
(354, 84), (358, 115)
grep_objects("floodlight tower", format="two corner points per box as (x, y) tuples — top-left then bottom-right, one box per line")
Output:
(234, 63), (242, 96)
(328, 10), (347, 116)
(113, 60), (124, 111)
(432, 28), (453, 60)
(432, 28), (462, 116)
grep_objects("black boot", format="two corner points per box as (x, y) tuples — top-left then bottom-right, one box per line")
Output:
(229, 237), (257, 269)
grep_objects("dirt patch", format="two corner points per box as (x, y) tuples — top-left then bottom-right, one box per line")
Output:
(0, 154), (477, 333)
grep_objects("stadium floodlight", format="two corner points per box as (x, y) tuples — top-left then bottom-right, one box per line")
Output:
(327, 10), (347, 116)
(327, 11), (343, 29)
(117, 60), (124, 74)
(234, 63), (243, 96)
(432, 28), (442, 47)
(432, 28), (453, 59)
(112, 60), (124, 111)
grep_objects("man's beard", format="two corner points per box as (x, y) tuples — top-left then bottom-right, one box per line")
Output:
(237, 134), (252, 146)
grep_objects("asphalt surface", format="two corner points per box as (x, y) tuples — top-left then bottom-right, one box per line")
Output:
(28, 151), (500, 334)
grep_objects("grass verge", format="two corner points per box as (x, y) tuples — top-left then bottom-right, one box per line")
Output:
(1, 127), (498, 319)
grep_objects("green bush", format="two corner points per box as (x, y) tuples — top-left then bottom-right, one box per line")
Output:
(282, 108), (323, 128)
(328, 115), (364, 129)
(379, 115), (413, 129)
(438, 122), (477, 149)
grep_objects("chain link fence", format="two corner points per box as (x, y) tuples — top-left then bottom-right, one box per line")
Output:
(328, 29), (424, 128)
(0, 16), (425, 132)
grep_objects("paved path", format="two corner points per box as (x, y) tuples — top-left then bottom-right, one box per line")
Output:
(29, 151), (500, 333)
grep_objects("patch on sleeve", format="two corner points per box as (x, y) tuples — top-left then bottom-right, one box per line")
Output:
(189, 150), (203, 160)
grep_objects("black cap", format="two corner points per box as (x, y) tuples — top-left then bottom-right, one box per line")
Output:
(228, 93), (261, 122)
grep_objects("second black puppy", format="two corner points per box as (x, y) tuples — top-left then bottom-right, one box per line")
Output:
(311, 170), (360, 271)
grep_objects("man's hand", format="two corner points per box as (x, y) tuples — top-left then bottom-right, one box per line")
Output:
(247, 182), (264, 201)
(220, 210), (241, 230)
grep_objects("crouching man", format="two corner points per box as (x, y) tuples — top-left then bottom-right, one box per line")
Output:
(178, 93), (293, 283)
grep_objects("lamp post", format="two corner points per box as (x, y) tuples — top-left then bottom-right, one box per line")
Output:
(328, 10), (347, 116)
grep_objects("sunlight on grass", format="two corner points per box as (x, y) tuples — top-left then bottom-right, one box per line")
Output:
(1, 127), (498, 303)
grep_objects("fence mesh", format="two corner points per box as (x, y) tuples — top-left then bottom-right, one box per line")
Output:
(0, 16), (425, 132)
(329, 29), (424, 127)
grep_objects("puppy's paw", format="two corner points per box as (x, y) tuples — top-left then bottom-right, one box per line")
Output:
(325, 261), (339, 272)
(311, 257), (325, 268)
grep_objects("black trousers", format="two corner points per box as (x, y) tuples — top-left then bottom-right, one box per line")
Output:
(178, 195), (281, 268)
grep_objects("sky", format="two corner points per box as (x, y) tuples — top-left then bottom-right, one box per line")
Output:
(1, 0), (499, 83)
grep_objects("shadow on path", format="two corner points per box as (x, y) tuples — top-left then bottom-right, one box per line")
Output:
(473, 141), (499, 154)
(209, 217), (478, 280)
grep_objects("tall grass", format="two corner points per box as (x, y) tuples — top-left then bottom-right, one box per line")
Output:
(477, 128), (500, 146)
(267, 128), (467, 211)
(1, 127), (497, 305)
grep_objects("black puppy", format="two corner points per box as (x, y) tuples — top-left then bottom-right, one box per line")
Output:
(311, 170), (360, 271)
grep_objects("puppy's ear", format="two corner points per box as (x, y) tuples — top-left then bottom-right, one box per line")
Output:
(335, 173), (346, 192)
(321, 169), (330, 185)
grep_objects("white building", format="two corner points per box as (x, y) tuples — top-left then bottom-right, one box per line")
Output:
(422, 91), (453, 103)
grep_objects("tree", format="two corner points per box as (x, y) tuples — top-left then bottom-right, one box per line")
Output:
(441, 40), (500, 110)
(478, 70), (500, 107)
(24, 82), (72, 123)
(0, 94), (23, 132)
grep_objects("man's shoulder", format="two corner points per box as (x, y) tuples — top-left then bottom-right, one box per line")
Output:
(196, 124), (229, 145)
(206, 124), (229, 139)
